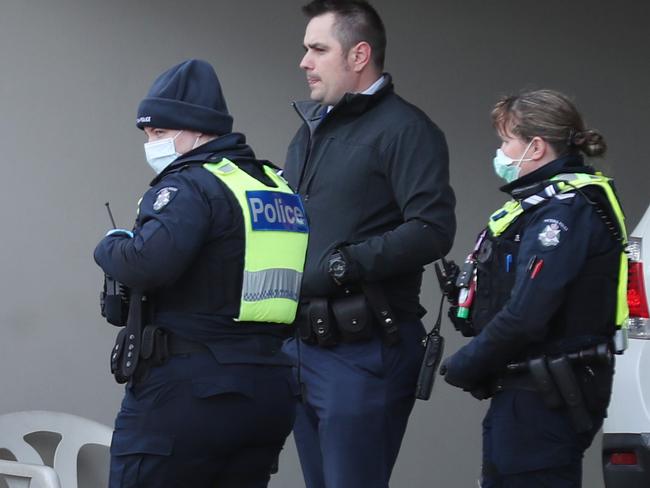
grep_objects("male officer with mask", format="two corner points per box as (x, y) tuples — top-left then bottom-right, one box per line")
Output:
(94, 59), (307, 488)
(282, 1), (456, 487)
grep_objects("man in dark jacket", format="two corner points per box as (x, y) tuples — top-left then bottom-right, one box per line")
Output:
(94, 59), (307, 488)
(282, 2), (456, 487)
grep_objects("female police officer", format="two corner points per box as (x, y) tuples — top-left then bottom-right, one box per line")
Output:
(94, 59), (307, 487)
(441, 89), (628, 487)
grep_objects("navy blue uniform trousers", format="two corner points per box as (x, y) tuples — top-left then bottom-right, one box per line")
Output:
(108, 352), (297, 488)
(481, 390), (603, 488)
(283, 321), (425, 488)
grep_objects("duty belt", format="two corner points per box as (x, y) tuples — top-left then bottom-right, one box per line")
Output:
(489, 343), (612, 433)
(112, 324), (210, 385)
(166, 332), (210, 356)
(295, 283), (399, 347)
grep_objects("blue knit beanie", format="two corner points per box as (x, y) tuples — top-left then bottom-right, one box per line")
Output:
(136, 59), (233, 135)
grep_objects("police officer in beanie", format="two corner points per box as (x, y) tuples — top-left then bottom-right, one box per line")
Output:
(441, 89), (628, 487)
(94, 59), (308, 487)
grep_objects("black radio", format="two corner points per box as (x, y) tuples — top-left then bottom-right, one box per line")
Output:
(100, 275), (130, 327)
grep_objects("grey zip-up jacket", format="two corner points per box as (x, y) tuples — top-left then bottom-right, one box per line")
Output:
(284, 75), (456, 318)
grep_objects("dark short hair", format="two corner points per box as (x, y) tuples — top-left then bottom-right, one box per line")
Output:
(302, 0), (386, 71)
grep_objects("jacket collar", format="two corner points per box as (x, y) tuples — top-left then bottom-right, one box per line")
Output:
(502, 153), (595, 200)
(292, 73), (394, 130)
(150, 132), (257, 186)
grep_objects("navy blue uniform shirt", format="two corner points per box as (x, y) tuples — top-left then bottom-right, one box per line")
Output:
(444, 156), (620, 388)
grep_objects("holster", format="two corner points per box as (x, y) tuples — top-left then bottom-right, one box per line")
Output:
(547, 355), (594, 433)
(528, 357), (564, 408)
(496, 352), (597, 433)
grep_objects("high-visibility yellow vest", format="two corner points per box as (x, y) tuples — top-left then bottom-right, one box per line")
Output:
(204, 158), (309, 324)
(487, 172), (629, 329)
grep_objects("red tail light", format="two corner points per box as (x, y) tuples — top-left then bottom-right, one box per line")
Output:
(628, 261), (650, 318)
(609, 452), (638, 465)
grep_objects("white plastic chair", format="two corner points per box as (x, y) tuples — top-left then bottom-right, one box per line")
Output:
(0, 459), (60, 488)
(0, 411), (112, 488)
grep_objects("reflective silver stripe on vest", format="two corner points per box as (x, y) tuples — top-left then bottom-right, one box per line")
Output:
(555, 173), (580, 182)
(242, 268), (302, 302)
(544, 184), (557, 197)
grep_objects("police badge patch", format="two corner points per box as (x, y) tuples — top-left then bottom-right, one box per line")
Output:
(153, 187), (178, 212)
(538, 223), (562, 247)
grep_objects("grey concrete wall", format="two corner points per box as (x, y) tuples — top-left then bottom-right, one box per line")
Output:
(0, 1), (648, 486)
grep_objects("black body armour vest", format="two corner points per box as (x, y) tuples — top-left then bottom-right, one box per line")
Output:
(470, 188), (620, 355)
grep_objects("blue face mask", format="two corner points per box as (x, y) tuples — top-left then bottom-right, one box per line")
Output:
(144, 131), (183, 174)
(492, 140), (534, 183)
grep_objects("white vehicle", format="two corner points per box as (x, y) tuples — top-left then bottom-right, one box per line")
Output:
(603, 204), (650, 487)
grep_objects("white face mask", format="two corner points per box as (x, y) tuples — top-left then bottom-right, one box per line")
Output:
(144, 131), (183, 174)
(492, 140), (535, 183)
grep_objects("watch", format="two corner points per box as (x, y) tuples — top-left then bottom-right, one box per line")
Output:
(328, 250), (348, 285)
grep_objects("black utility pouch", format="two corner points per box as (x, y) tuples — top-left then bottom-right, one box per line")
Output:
(298, 321), (317, 344)
(110, 328), (129, 384)
(331, 293), (373, 343)
(141, 325), (169, 365)
(363, 283), (400, 345)
(296, 305), (317, 344)
(310, 298), (338, 347)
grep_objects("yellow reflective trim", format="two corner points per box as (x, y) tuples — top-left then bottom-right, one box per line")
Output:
(617, 251), (629, 328)
(488, 172), (629, 329)
(552, 173), (627, 242)
(488, 200), (523, 236)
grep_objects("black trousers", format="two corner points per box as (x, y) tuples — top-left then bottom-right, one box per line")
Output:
(481, 389), (603, 488)
(109, 352), (298, 488)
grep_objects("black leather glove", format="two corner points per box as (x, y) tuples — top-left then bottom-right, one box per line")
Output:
(469, 385), (492, 400)
(440, 353), (477, 390)
(441, 355), (492, 400)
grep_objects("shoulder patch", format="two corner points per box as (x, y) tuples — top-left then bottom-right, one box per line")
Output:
(538, 218), (568, 248)
(153, 186), (178, 212)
